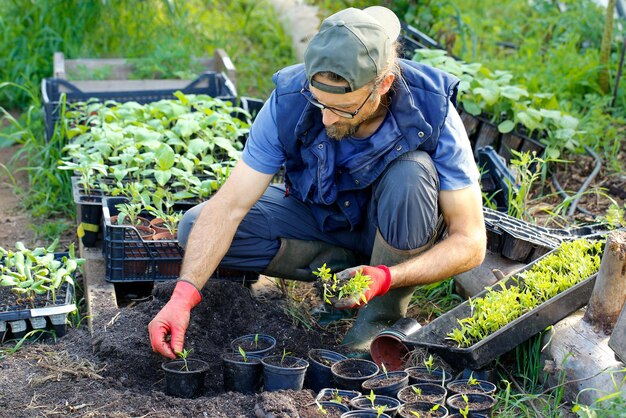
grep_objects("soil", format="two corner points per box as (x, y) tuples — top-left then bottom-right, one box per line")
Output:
(361, 373), (406, 390)
(406, 367), (452, 385)
(398, 404), (446, 418)
(447, 393), (496, 412)
(0, 279), (350, 417)
(447, 380), (496, 396)
(397, 384), (446, 403)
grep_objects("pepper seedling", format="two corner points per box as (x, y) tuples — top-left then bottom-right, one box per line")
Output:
(313, 263), (373, 306)
(238, 346), (248, 363)
(175, 348), (192, 371)
(366, 389), (376, 407)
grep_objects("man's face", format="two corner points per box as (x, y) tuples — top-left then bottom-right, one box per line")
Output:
(309, 76), (380, 140)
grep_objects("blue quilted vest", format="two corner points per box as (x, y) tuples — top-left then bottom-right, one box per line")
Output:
(273, 59), (459, 232)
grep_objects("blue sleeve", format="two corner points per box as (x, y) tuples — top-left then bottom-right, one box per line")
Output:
(431, 103), (480, 190)
(241, 90), (287, 175)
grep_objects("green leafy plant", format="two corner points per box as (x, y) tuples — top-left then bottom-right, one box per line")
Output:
(375, 405), (387, 418)
(411, 386), (423, 396)
(329, 390), (343, 404)
(280, 348), (292, 366)
(447, 238), (602, 348)
(423, 354), (435, 374)
(366, 390), (376, 407)
(175, 348), (192, 371)
(313, 263), (373, 305)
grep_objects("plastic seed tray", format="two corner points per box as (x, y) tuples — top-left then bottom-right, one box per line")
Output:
(0, 253), (76, 342)
(404, 246), (600, 370)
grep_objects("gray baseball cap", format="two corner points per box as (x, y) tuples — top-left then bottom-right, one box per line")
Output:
(304, 6), (401, 94)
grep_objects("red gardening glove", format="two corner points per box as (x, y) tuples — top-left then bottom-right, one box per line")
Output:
(330, 265), (392, 309)
(148, 280), (202, 359)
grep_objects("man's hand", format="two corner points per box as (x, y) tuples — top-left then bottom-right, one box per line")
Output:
(330, 265), (392, 309)
(148, 281), (202, 359)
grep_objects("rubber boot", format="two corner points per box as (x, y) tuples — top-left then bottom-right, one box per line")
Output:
(341, 226), (442, 353)
(262, 238), (359, 282)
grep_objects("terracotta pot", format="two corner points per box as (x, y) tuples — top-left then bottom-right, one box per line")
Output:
(149, 218), (169, 234)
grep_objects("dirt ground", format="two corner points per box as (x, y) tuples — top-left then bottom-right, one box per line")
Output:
(0, 139), (624, 417)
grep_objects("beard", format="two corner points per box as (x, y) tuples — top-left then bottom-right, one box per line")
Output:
(325, 121), (361, 140)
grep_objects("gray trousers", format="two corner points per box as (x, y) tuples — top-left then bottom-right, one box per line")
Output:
(178, 151), (441, 271)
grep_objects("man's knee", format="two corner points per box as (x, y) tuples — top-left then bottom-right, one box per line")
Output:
(177, 202), (206, 249)
(373, 151), (440, 250)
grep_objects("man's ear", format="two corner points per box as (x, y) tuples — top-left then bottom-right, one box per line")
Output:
(378, 73), (395, 95)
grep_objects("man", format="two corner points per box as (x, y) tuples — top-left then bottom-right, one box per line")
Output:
(149, 6), (486, 358)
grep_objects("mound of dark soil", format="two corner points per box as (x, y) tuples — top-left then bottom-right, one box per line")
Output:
(0, 279), (346, 417)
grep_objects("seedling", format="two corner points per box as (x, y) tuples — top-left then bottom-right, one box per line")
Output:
(238, 346), (247, 362)
(459, 394), (470, 418)
(366, 390), (376, 407)
(381, 363), (389, 379)
(375, 405), (387, 418)
(175, 348), (192, 371)
(280, 348), (292, 366)
(411, 386), (423, 396)
(467, 373), (479, 386)
(330, 390), (342, 404)
(254, 333), (259, 349)
(315, 401), (328, 415)
(313, 263), (373, 305)
(423, 354), (435, 374)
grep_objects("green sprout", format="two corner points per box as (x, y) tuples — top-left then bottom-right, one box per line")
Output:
(238, 346), (247, 362)
(315, 401), (328, 415)
(313, 263), (373, 305)
(330, 390), (342, 404)
(366, 389), (376, 407)
(411, 386), (423, 396)
(254, 333), (259, 349)
(423, 354), (435, 374)
(459, 394), (470, 418)
(280, 348), (292, 365)
(381, 363), (389, 379)
(175, 348), (192, 371)
(410, 411), (420, 417)
(467, 372), (479, 385)
(375, 405), (387, 418)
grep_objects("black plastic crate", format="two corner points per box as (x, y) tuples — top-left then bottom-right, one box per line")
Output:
(478, 146), (520, 212)
(42, 71), (237, 141)
(103, 197), (183, 282)
(0, 253), (77, 341)
(399, 22), (445, 59)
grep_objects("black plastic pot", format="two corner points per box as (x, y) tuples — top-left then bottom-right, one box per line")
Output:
(79, 203), (102, 247)
(405, 366), (453, 386)
(397, 383), (447, 404)
(448, 414), (488, 418)
(446, 393), (496, 416)
(350, 395), (401, 416)
(306, 349), (347, 392)
(161, 358), (210, 398)
(361, 370), (409, 398)
(221, 352), (262, 394)
(398, 401), (449, 418)
(331, 358), (379, 392)
(230, 333), (276, 357)
(261, 355), (308, 391)
(446, 378), (497, 396)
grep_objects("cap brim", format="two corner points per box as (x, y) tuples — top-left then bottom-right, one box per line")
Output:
(363, 6), (401, 41)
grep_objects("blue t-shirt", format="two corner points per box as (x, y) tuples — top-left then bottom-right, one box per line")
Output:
(242, 90), (479, 191)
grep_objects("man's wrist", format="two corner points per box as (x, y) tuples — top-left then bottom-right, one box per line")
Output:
(375, 265), (392, 294)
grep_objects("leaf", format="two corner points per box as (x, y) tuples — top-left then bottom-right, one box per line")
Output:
(462, 101), (482, 116)
(155, 144), (176, 171)
(154, 170), (172, 186)
(498, 120), (515, 133)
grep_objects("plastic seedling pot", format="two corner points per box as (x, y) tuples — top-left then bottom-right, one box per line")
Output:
(361, 370), (409, 398)
(261, 355), (308, 391)
(349, 395), (401, 416)
(397, 383), (447, 404)
(161, 358), (209, 398)
(405, 366), (453, 386)
(446, 393), (496, 416)
(397, 401), (450, 418)
(448, 414), (488, 418)
(341, 411), (391, 418)
(315, 401), (349, 416)
(230, 334), (276, 357)
(370, 317), (422, 370)
(221, 352), (262, 394)
(331, 358), (379, 392)
(315, 388), (361, 406)
(446, 379), (497, 396)
(306, 349), (347, 392)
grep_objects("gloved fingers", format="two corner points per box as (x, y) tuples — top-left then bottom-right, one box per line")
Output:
(334, 265), (365, 280)
(169, 321), (189, 355)
(148, 321), (177, 359)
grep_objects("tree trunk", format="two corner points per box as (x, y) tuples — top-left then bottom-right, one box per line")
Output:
(584, 230), (626, 333)
(599, 0), (617, 93)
